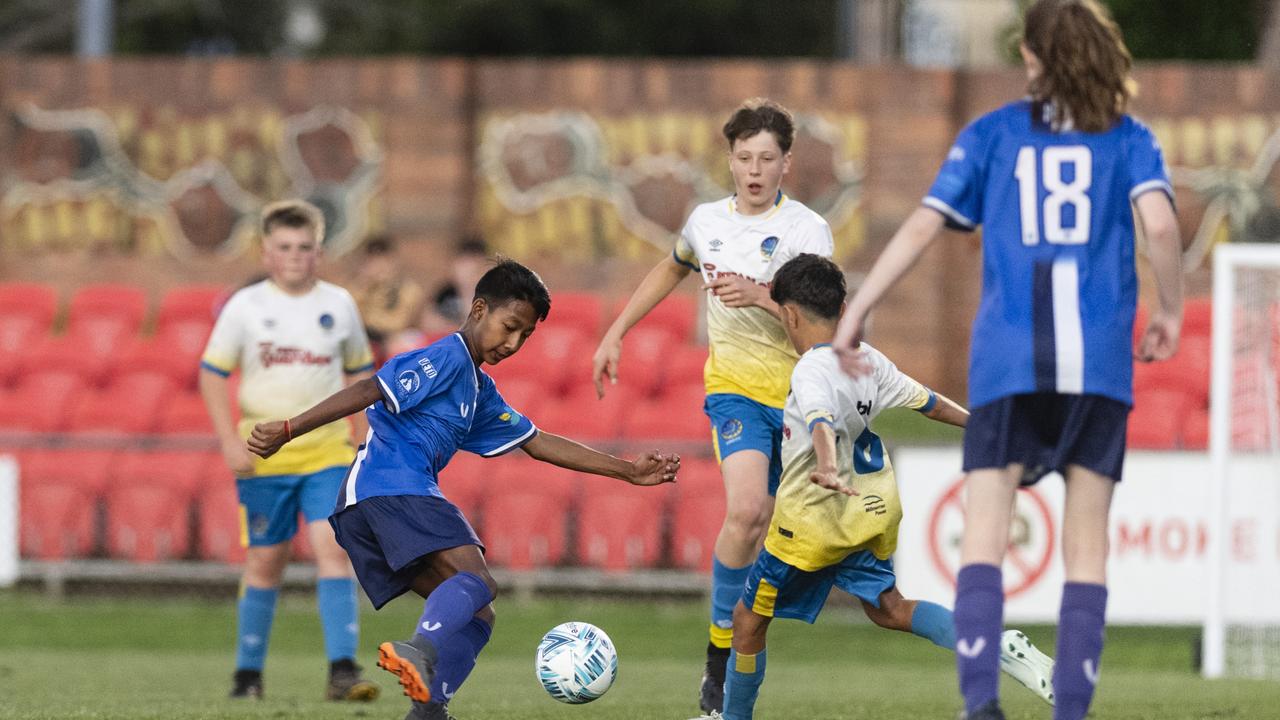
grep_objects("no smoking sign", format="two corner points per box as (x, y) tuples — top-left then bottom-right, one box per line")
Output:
(926, 477), (1056, 598)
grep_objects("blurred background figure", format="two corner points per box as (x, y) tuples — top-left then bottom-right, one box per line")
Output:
(424, 235), (491, 335)
(348, 234), (426, 366)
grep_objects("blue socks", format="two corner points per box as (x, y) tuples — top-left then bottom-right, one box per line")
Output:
(910, 600), (957, 650)
(722, 648), (766, 720)
(710, 556), (750, 649)
(317, 577), (359, 662)
(1054, 582), (1107, 720)
(235, 585), (278, 671)
(414, 572), (494, 653)
(954, 563), (1003, 715)
(429, 617), (492, 704)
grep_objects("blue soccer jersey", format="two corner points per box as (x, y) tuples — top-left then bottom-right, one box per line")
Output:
(335, 333), (537, 509)
(925, 100), (1172, 408)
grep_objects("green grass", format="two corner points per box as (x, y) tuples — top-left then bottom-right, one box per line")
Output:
(1, 590), (1277, 719)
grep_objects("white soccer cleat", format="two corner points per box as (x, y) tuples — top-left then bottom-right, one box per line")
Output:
(998, 629), (1055, 706)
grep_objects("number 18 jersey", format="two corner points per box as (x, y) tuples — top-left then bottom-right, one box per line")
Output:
(925, 100), (1172, 408)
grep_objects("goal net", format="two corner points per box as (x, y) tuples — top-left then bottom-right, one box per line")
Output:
(1204, 243), (1280, 679)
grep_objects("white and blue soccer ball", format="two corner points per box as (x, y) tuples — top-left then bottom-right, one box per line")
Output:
(535, 621), (618, 704)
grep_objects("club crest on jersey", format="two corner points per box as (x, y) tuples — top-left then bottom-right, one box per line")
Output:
(760, 236), (779, 260)
(397, 369), (420, 395)
(318, 313), (335, 330)
(719, 418), (744, 442)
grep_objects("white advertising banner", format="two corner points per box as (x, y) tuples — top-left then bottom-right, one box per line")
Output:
(892, 448), (1280, 624)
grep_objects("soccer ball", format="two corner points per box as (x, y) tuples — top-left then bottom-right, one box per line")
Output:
(534, 621), (618, 704)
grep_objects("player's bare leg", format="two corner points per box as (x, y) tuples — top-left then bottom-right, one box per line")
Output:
(231, 542), (290, 699)
(712, 601), (773, 720)
(702, 450), (774, 714)
(955, 466), (1021, 720)
(1052, 465), (1117, 720)
(310, 520), (379, 702)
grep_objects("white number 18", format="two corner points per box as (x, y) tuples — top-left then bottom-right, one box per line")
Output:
(1014, 145), (1092, 246)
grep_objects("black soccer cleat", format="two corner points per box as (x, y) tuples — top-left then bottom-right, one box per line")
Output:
(406, 701), (459, 720)
(959, 700), (1007, 720)
(326, 657), (381, 701)
(699, 643), (730, 714)
(229, 668), (263, 700)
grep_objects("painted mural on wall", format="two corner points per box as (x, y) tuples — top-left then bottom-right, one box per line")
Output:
(474, 110), (867, 263)
(1152, 113), (1280, 269)
(2, 104), (382, 260)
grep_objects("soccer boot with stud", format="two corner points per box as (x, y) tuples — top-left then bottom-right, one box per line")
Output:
(229, 668), (263, 700)
(405, 701), (459, 720)
(957, 699), (1006, 720)
(325, 657), (381, 701)
(698, 643), (730, 714)
(378, 638), (438, 704)
(998, 629), (1055, 706)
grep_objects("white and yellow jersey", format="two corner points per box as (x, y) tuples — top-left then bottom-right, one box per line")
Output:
(765, 343), (935, 571)
(673, 194), (833, 408)
(201, 280), (374, 477)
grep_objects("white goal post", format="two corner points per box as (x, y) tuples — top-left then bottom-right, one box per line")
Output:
(1204, 243), (1280, 679)
(0, 454), (16, 588)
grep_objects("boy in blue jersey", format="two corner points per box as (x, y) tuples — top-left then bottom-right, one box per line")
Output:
(717, 254), (1054, 720)
(248, 260), (680, 720)
(834, 3), (1184, 720)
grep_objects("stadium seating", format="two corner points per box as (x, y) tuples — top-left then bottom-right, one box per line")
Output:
(0, 371), (79, 432)
(611, 326), (677, 397)
(536, 384), (635, 441)
(156, 392), (215, 435)
(65, 372), (173, 434)
(482, 458), (577, 569)
(67, 284), (148, 336)
(614, 292), (698, 345)
(197, 482), (246, 564)
(545, 292), (604, 336)
(156, 285), (226, 330)
(20, 482), (98, 561)
(438, 450), (488, 528)
(668, 457), (723, 571)
(1128, 388), (1192, 449)
(104, 450), (211, 562)
(1182, 406), (1209, 450)
(490, 378), (546, 419)
(0, 283), (57, 362)
(661, 345), (707, 389)
(576, 479), (673, 571)
(624, 381), (709, 441)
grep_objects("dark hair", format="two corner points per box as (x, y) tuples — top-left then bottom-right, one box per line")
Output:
(1023, 0), (1135, 133)
(722, 98), (796, 153)
(261, 199), (324, 240)
(473, 259), (551, 321)
(770, 254), (846, 321)
(364, 233), (395, 255)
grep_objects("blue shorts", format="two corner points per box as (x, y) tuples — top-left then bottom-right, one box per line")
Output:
(741, 547), (897, 624)
(236, 466), (348, 547)
(963, 392), (1130, 484)
(330, 494), (483, 610)
(704, 393), (784, 495)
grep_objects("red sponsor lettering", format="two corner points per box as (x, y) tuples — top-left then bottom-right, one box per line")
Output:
(1232, 519), (1256, 563)
(257, 342), (333, 369)
(705, 270), (771, 289)
(1115, 518), (1207, 560)
(1116, 521), (1152, 556)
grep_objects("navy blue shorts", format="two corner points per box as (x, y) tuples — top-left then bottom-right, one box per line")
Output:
(329, 494), (484, 610)
(963, 393), (1130, 484)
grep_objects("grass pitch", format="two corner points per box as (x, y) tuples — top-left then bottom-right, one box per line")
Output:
(1, 590), (1276, 719)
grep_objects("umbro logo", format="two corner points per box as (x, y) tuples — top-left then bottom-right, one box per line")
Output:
(957, 637), (987, 658)
(709, 238), (723, 251)
(422, 621), (442, 632)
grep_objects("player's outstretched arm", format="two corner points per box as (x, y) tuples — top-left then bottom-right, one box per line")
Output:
(835, 208), (945, 375)
(247, 378), (384, 459)
(921, 390), (969, 428)
(808, 422), (855, 496)
(1134, 191), (1184, 362)
(521, 431), (679, 486)
(593, 256), (691, 398)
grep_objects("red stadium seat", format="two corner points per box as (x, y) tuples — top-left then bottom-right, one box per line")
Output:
(670, 492), (726, 571)
(1128, 388), (1192, 449)
(113, 449), (213, 496)
(482, 457), (577, 570)
(662, 345), (707, 389)
(196, 483), (246, 564)
(576, 480), (672, 571)
(156, 392), (214, 435)
(115, 333), (205, 390)
(613, 326), (677, 397)
(675, 456), (722, 499)
(156, 285), (227, 330)
(1183, 297), (1212, 338)
(438, 451), (488, 527)
(0, 371), (78, 432)
(0, 283), (58, 356)
(20, 483), (98, 560)
(491, 378), (546, 419)
(22, 335), (116, 387)
(105, 483), (194, 562)
(21, 448), (116, 495)
(614, 292), (697, 345)
(535, 385), (634, 441)
(65, 372), (173, 434)
(67, 284), (148, 337)
(1182, 406), (1209, 450)
(624, 381), (710, 441)
(1133, 335), (1211, 406)
(546, 292), (604, 336)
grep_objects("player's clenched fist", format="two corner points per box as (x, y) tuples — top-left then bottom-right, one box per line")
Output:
(627, 451), (681, 486)
(248, 420), (290, 459)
